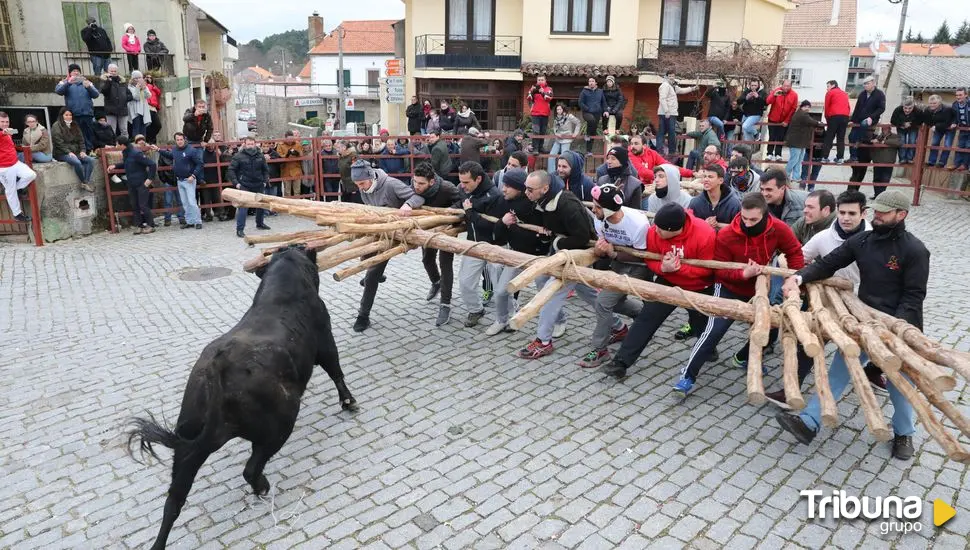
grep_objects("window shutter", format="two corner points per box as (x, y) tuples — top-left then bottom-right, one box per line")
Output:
(62, 3), (81, 52)
(97, 2), (113, 44)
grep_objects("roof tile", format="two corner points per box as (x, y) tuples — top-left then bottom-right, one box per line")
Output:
(782, 0), (857, 49)
(893, 55), (970, 90)
(309, 20), (396, 55)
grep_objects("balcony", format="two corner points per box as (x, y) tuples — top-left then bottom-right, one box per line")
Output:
(0, 50), (175, 77)
(414, 34), (521, 70)
(637, 39), (781, 78)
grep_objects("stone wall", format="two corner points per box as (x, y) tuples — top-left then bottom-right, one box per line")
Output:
(255, 95), (381, 138)
(32, 161), (110, 242)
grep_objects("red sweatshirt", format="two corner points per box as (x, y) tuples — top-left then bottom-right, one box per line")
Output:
(528, 84), (554, 117)
(824, 87), (850, 119)
(644, 213), (716, 291)
(0, 133), (17, 168)
(766, 87), (799, 123)
(630, 147), (693, 184)
(714, 214), (804, 298)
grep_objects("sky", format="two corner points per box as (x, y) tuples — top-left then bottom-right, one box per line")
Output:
(191, 0), (959, 45)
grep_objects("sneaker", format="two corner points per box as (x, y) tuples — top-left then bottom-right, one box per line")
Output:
(181, 223), (191, 229)
(552, 322), (567, 339)
(141, 226), (155, 234)
(485, 321), (508, 336)
(426, 281), (441, 301)
(80, 183), (95, 192)
(672, 377), (695, 395)
(732, 353), (748, 369)
(164, 220), (172, 227)
(353, 316), (371, 332)
(579, 348), (611, 369)
(236, 229), (245, 238)
(891, 434), (914, 460)
(608, 324), (628, 345)
(464, 310), (484, 328)
(13, 213), (31, 222)
(601, 359), (628, 379)
(111, 175), (122, 184)
(256, 224), (272, 230)
(435, 305), (451, 327)
(764, 389), (791, 410)
(517, 338), (554, 360)
(775, 412), (816, 445)
(481, 289), (493, 306)
(195, 224), (203, 229)
(674, 323), (694, 340)
(835, 158), (845, 165)
(863, 362), (889, 395)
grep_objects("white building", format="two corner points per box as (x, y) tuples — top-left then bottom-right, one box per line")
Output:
(781, 0), (856, 107)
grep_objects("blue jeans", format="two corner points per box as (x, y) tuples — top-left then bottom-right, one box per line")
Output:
(802, 156), (822, 191)
(741, 115), (762, 143)
(847, 120), (869, 160)
(163, 184), (184, 222)
(708, 116), (725, 138)
(235, 205), (265, 231)
(177, 179), (202, 224)
(897, 128), (918, 162)
(954, 130), (970, 168)
(686, 150), (701, 170)
(928, 129), (955, 166)
(658, 115), (677, 155)
(785, 147), (806, 181)
(56, 153), (96, 184)
(799, 351), (916, 436)
(76, 115), (96, 152)
(90, 55), (110, 75)
(18, 151), (52, 163)
(547, 141), (571, 173)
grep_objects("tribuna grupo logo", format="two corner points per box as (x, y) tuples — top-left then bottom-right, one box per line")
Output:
(801, 490), (923, 534)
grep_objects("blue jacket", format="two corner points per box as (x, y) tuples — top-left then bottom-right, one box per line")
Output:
(560, 150), (594, 200)
(579, 87), (606, 115)
(54, 80), (100, 117)
(159, 145), (204, 181)
(378, 145), (410, 182)
(114, 145), (157, 188)
(688, 184), (742, 225)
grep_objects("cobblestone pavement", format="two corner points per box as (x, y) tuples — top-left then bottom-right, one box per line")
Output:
(2, 191), (969, 550)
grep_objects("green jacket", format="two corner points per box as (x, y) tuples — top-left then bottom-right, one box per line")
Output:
(51, 121), (85, 156)
(686, 127), (720, 154)
(338, 154), (358, 193)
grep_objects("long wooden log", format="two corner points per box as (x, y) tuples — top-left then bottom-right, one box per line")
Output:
(806, 285), (860, 357)
(780, 320), (806, 410)
(243, 229), (335, 245)
(506, 249), (598, 294)
(746, 341), (766, 405)
(844, 353), (893, 442)
(509, 278), (564, 331)
(335, 215), (463, 235)
(783, 297), (822, 357)
(331, 226), (464, 282)
(902, 365), (970, 440)
(244, 233), (360, 272)
(750, 274), (771, 348)
(840, 291), (957, 392)
(824, 287), (901, 371)
(813, 351), (839, 429)
(316, 237), (386, 271)
(860, 306), (970, 380)
(881, 367), (970, 462)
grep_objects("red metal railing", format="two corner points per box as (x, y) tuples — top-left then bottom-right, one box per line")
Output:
(0, 146), (44, 245)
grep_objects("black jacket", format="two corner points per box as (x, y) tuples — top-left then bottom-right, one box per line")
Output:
(406, 103), (423, 134)
(535, 180), (596, 251)
(203, 146), (232, 184)
(264, 147), (281, 181)
(100, 76), (131, 116)
(493, 194), (549, 256)
(603, 86), (627, 116)
(228, 147), (270, 190)
(705, 87), (733, 120)
(430, 139), (453, 179)
(320, 147), (340, 184)
(797, 222), (930, 329)
(417, 175), (460, 208)
(114, 145), (157, 188)
(182, 108), (213, 143)
(923, 106), (956, 134)
(453, 173), (501, 243)
(439, 108), (457, 132)
(92, 122), (117, 150)
(890, 105), (924, 130)
(850, 88), (886, 124)
(81, 24), (112, 53)
(738, 89), (767, 117)
(454, 111), (481, 135)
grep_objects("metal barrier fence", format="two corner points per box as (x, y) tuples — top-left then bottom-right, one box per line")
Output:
(0, 146), (44, 245)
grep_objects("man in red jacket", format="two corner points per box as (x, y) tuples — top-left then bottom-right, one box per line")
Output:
(601, 203), (716, 379)
(629, 134), (693, 184)
(765, 80), (798, 161)
(0, 111), (37, 222)
(674, 193), (805, 395)
(526, 75), (554, 156)
(821, 80), (851, 163)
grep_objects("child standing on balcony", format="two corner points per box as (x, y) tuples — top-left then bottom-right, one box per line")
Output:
(121, 23), (142, 72)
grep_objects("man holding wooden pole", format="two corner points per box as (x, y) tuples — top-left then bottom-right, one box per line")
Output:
(454, 161), (502, 328)
(777, 189), (929, 460)
(412, 162), (461, 327)
(349, 159), (426, 332)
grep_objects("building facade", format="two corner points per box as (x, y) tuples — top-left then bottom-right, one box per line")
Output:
(781, 0), (855, 107)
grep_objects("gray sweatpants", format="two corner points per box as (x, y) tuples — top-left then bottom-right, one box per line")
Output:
(459, 255), (489, 313)
(590, 262), (650, 350)
(535, 277), (601, 343)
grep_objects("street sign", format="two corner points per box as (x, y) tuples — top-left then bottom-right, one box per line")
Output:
(385, 93), (405, 103)
(385, 67), (403, 77)
(384, 58), (402, 70)
(386, 86), (405, 95)
(293, 97), (325, 107)
(344, 98), (355, 110)
(385, 77), (405, 87)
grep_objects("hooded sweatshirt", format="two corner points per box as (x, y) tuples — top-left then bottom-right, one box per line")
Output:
(802, 220), (870, 286)
(629, 146), (692, 184)
(714, 213), (804, 298)
(560, 150), (595, 200)
(644, 214), (716, 291)
(646, 164), (693, 213)
(596, 164), (642, 210)
(361, 169), (425, 209)
(535, 178), (596, 252)
(454, 173), (501, 242)
(688, 183), (741, 225)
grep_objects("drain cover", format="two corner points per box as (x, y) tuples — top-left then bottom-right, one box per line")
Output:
(176, 266), (233, 281)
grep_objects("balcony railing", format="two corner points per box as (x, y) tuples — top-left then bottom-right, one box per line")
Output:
(637, 39), (781, 77)
(0, 50), (176, 77)
(414, 34), (521, 70)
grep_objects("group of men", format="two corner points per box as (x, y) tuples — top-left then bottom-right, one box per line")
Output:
(343, 132), (930, 461)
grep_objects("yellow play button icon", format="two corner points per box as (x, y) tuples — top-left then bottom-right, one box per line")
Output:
(934, 499), (956, 527)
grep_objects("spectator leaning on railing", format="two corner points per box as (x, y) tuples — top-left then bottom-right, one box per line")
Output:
(0, 111), (38, 222)
(924, 94), (957, 169)
(890, 97), (923, 164)
(951, 87), (969, 171)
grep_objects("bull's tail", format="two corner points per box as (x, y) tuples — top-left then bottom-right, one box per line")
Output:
(126, 414), (182, 463)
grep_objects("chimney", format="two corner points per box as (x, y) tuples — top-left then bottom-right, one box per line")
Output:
(829, 0), (840, 26)
(308, 12), (325, 51)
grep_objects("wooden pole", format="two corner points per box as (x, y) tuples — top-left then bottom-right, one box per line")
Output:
(335, 215), (464, 235)
(330, 226), (464, 282)
(316, 238), (388, 271)
(750, 274), (771, 348)
(782, 297), (822, 357)
(824, 287), (901, 371)
(243, 229), (335, 245)
(506, 249), (598, 294)
(882, 367), (970, 462)
(812, 351), (839, 429)
(508, 278), (565, 331)
(902, 365), (970, 440)
(806, 285), (861, 357)
(747, 342), (766, 405)
(781, 319), (806, 410)
(860, 305), (970, 380)
(844, 353), (894, 442)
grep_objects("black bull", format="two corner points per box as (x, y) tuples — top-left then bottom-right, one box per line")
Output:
(127, 245), (357, 550)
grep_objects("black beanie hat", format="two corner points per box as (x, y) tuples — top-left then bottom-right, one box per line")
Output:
(68, 63), (82, 74)
(607, 146), (629, 167)
(503, 168), (528, 192)
(654, 203), (687, 232)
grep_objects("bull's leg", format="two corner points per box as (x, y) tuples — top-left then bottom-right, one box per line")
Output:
(243, 436), (289, 496)
(150, 447), (211, 550)
(316, 324), (358, 411)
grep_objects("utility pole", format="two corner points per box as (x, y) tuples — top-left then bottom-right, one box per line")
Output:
(336, 26), (346, 130)
(884, 0), (908, 87)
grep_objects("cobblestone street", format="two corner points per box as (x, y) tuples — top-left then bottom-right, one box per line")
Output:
(2, 192), (969, 549)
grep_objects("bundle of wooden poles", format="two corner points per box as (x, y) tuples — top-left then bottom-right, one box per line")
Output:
(223, 188), (970, 463)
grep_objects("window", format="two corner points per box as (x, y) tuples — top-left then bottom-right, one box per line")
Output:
(660, 0), (709, 47)
(551, 0), (610, 34)
(448, 0), (494, 41)
(0, 0), (13, 71)
(61, 2), (114, 52)
(367, 69), (379, 94)
(849, 57), (859, 68)
(336, 69), (351, 90)
(784, 68), (802, 87)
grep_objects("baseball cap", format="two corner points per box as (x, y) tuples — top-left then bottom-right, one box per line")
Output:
(870, 189), (911, 213)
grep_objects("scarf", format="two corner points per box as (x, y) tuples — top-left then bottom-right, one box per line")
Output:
(834, 219), (866, 240)
(607, 165), (626, 180)
(127, 32), (137, 45)
(740, 214), (769, 237)
(655, 186), (668, 199)
(420, 177), (441, 199)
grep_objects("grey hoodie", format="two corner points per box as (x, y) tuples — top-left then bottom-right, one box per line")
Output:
(360, 169), (425, 209)
(645, 164), (692, 213)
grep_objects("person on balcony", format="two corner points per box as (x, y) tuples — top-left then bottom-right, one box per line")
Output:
(121, 23), (142, 72)
(52, 108), (97, 193)
(765, 80), (799, 161)
(143, 30), (169, 73)
(406, 96), (423, 136)
(54, 64), (99, 152)
(737, 78), (767, 147)
(20, 115), (53, 164)
(0, 111), (38, 222)
(454, 102), (482, 136)
(100, 64), (131, 138)
(602, 75), (627, 136)
(657, 70), (699, 157)
(438, 101), (457, 134)
(80, 17), (113, 76)
(579, 77), (605, 156)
